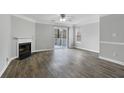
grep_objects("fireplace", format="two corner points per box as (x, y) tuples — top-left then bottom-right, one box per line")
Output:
(19, 42), (31, 59)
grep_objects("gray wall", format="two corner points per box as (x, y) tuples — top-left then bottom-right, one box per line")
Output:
(68, 26), (74, 48)
(11, 16), (35, 57)
(74, 22), (99, 53)
(0, 15), (11, 74)
(35, 23), (54, 50)
(100, 14), (124, 62)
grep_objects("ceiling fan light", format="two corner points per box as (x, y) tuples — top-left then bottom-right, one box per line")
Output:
(60, 18), (66, 22)
(59, 14), (66, 22)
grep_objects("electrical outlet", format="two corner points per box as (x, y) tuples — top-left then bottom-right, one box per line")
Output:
(113, 52), (117, 57)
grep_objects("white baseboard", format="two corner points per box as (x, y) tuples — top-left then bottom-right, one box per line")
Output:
(32, 49), (53, 53)
(0, 56), (17, 77)
(68, 46), (75, 48)
(99, 56), (124, 66)
(74, 46), (99, 53)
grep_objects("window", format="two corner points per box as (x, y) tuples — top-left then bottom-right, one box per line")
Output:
(76, 31), (81, 42)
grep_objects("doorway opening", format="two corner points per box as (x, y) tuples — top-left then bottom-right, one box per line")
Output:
(54, 26), (68, 49)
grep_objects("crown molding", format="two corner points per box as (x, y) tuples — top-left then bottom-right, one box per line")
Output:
(12, 14), (36, 23)
(36, 20), (53, 25)
(100, 14), (111, 18)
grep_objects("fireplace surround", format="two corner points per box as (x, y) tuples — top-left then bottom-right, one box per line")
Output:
(15, 37), (33, 60)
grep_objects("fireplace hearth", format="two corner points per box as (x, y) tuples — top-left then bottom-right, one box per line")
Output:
(19, 42), (31, 59)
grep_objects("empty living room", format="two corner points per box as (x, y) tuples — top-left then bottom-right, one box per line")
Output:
(0, 14), (124, 78)
(1, 0), (124, 92)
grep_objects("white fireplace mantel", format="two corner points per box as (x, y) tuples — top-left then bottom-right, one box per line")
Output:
(14, 37), (33, 57)
(14, 37), (33, 43)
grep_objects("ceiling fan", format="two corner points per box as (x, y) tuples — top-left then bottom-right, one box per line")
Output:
(60, 14), (66, 22)
(51, 14), (72, 23)
(59, 14), (72, 22)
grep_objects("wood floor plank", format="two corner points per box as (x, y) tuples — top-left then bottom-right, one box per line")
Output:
(1, 49), (124, 78)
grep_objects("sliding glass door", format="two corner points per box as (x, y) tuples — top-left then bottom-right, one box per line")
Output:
(54, 27), (68, 49)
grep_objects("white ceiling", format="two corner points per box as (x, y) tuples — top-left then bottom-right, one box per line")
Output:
(20, 14), (101, 26)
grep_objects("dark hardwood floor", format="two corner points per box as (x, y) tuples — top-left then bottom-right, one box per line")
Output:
(1, 49), (124, 78)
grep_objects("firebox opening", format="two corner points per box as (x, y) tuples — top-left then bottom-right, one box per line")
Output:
(19, 42), (31, 59)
